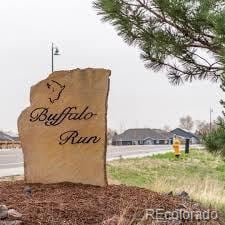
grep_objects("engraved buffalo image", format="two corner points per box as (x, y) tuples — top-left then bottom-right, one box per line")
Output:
(47, 80), (65, 104)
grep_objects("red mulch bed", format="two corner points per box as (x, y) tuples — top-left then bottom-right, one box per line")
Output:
(0, 181), (222, 225)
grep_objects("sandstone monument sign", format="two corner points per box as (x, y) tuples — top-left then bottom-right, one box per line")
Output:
(18, 68), (110, 186)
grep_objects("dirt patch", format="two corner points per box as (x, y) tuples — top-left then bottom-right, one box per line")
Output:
(0, 181), (221, 225)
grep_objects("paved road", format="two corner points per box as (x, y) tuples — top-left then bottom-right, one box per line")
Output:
(0, 145), (202, 177)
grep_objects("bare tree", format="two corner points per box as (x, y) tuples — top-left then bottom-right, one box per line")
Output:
(163, 125), (171, 132)
(179, 115), (194, 131)
(195, 120), (217, 136)
(119, 121), (126, 133)
(195, 120), (210, 135)
(107, 128), (117, 144)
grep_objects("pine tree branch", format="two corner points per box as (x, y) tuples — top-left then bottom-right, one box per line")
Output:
(94, 0), (225, 83)
(135, 0), (220, 54)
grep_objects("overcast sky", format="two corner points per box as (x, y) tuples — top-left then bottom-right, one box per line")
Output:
(0, 0), (223, 133)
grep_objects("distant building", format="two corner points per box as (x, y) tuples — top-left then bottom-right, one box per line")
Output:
(112, 128), (172, 146)
(170, 128), (199, 144)
(11, 136), (20, 142)
(0, 131), (20, 149)
(0, 131), (15, 142)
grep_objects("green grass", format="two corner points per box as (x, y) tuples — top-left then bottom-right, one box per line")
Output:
(107, 149), (225, 212)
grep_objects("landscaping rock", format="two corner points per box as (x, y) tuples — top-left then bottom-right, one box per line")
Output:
(0, 205), (8, 220)
(23, 186), (32, 196)
(18, 69), (110, 186)
(165, 191), (173, 196)
(177, 191), (189, 199)
(8, 209), (22, 219)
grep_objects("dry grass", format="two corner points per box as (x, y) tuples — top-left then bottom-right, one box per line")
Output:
(108, 150), (225, 212)
(151, 176), (225, 210)
(0, 175), (24, 182)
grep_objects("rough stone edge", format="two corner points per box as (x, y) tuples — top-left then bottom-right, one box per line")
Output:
(104, 70), (111, 186)
(17, 68), (111, 186)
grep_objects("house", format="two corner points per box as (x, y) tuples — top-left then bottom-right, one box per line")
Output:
(170, 128), (199, 144)
(112, 128), (172, 146)
(0, 131), (20, 149)
(0, 131), (15, 142)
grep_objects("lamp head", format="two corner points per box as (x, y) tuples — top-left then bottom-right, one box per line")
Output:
(54, 47), (60, 55)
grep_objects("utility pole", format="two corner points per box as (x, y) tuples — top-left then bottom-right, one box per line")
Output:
(210, 108), (213, 132)
(51, 43), (60, 73)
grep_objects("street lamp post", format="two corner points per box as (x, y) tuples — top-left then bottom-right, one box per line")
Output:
(51, 43), (60, 73)
(210, 108), (213, 132)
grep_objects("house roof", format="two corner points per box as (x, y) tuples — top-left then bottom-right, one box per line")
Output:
(0, 131), (16, 142)
(112, 128), (171, 142)
(11, 136), (20, 141)
(170, 128), (198, 139)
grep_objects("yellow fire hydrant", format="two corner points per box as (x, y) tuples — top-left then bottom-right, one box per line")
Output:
(173, 137), (181, 158)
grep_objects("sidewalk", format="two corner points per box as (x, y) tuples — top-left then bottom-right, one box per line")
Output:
(0, 166), (24, 177)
